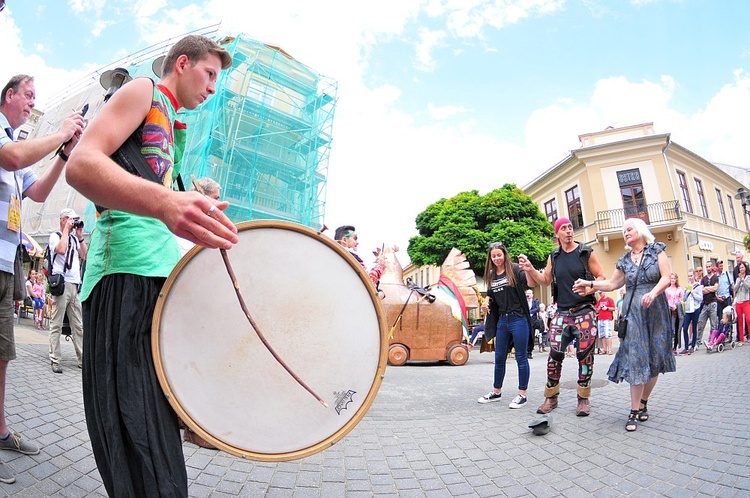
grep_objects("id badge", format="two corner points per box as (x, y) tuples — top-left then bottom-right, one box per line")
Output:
(7, 194), (20, 233)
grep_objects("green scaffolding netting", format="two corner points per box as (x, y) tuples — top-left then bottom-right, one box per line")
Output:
(22, 33), (337, 238)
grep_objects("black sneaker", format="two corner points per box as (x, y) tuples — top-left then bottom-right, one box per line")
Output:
(477, 391), (502, 404)
(509, 395), (527, 409)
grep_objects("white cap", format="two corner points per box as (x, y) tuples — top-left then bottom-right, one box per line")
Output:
(60, 208), (78, 219)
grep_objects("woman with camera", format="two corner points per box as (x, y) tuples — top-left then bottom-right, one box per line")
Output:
(572, 218), (675, 432)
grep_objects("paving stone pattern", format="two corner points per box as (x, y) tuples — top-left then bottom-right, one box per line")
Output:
(2, 319), (748, 497)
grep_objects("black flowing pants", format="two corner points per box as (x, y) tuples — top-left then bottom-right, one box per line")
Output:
(82, 274), (187, 497)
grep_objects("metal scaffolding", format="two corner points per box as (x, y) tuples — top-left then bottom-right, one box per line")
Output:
(21, 31), (337, 239)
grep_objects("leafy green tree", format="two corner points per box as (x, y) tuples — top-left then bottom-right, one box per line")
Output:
(407, 184), (556, 274)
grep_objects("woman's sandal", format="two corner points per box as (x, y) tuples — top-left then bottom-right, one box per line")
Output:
(626, 409), (638, 432)
(638, 399), (649, 422)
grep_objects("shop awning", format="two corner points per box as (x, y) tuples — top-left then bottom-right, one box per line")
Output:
(21, 232), (44, 258)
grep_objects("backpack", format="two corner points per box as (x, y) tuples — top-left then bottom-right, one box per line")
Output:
(41, 231), (62, 277)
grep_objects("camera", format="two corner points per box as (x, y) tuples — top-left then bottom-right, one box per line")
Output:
(72, 218), (84, 229)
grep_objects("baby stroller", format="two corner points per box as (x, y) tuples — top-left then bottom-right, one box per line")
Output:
(706, 306), (736, 353)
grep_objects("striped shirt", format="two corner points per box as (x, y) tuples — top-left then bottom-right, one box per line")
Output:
(0, 111), (38, 275)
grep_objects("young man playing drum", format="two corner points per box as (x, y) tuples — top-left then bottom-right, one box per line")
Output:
(67, 35), (238, 497)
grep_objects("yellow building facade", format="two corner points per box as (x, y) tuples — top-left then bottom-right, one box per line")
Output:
(404, 123), (749, 311)
(525, 122), (749, 304)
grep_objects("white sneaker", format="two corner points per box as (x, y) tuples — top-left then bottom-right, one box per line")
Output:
(509, 395), (527, 409)
(478, 391), (502, 404)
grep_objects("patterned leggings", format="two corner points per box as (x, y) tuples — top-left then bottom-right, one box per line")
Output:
(544, 308), (597, 399)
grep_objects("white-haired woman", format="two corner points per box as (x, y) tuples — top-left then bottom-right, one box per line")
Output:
(573, 218), (675, 432)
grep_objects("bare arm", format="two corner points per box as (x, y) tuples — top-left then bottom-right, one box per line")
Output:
(587, 251), (607, 281)
(573, 268), (626, 294)
(702, 278), (718, 293)
(24, 134), (79, 202)
(0, 113), (83, 172)
(517, 254), (553, 286)
(575, 251), (608, 298)
(26, 281), (38, 298)
(54, 222), (72, 255)
(75, 227), (87, 260)
(66, 79), (238, 249)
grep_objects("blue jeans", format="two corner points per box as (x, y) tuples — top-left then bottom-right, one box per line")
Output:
(683, 309), (700, 349)
(493, 314), (530, 390)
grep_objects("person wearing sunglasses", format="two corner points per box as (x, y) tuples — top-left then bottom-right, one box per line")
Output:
(334, 225), (384, 285)
(477, 242), (533, 409)
(0, 73), (85, 484)
(517, 217), (606, 417)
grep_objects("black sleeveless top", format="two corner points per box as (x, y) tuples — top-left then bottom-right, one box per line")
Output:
(554, 245), (596, 310)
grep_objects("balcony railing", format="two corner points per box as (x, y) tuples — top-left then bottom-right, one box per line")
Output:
(596, 200), (682, 232)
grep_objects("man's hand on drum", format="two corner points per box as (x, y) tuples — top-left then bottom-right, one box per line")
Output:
(163, 191), (239, 249)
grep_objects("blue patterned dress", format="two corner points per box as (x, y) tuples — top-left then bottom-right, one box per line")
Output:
(607, 242), (676, 385)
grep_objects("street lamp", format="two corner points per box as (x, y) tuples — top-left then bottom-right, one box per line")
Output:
(99, 68), (132, 102)
(735, 188), (750, 216)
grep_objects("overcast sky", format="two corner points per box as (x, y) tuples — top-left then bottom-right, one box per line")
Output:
(2, 0), (749, 268)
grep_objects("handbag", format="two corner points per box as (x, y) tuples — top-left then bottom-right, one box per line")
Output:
(46, 234), (73, 297)
(480, 334), (495, 353)
(12, 244), (27, 301)
(618, 249), (645, 340)
(617, 317), (628, 339)
(48, 273), (66, 296)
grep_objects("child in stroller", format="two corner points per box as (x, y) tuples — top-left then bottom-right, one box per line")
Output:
(706, 306), (736, 352)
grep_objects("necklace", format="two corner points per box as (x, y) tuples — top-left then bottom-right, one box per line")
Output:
(631, 248), (644, 264)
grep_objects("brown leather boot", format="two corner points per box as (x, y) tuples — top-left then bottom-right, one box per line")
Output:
(536, 395), (558, 414)
(576, 396), (590, 417)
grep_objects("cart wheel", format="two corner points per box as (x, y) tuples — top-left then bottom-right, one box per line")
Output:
(388, 344), (409, 366)
(717, 343), (725, 353)
(731, 341), (736, 350)
(447, 344), (469, 366)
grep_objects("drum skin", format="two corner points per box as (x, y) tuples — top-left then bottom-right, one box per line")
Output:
(152, 220), (388, 461)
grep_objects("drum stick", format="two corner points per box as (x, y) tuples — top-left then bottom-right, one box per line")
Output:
(191, 176), (328, 408)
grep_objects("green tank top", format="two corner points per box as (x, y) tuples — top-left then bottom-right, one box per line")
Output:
(80, 82), (182, 301)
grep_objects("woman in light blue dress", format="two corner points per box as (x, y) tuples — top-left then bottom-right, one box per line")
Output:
(572, 218), (675, 432)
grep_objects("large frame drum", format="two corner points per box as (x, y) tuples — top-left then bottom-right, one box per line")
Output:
(152, 220), (388, 461)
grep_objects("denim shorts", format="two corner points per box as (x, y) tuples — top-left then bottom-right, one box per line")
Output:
(597, 319), (613, 338)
